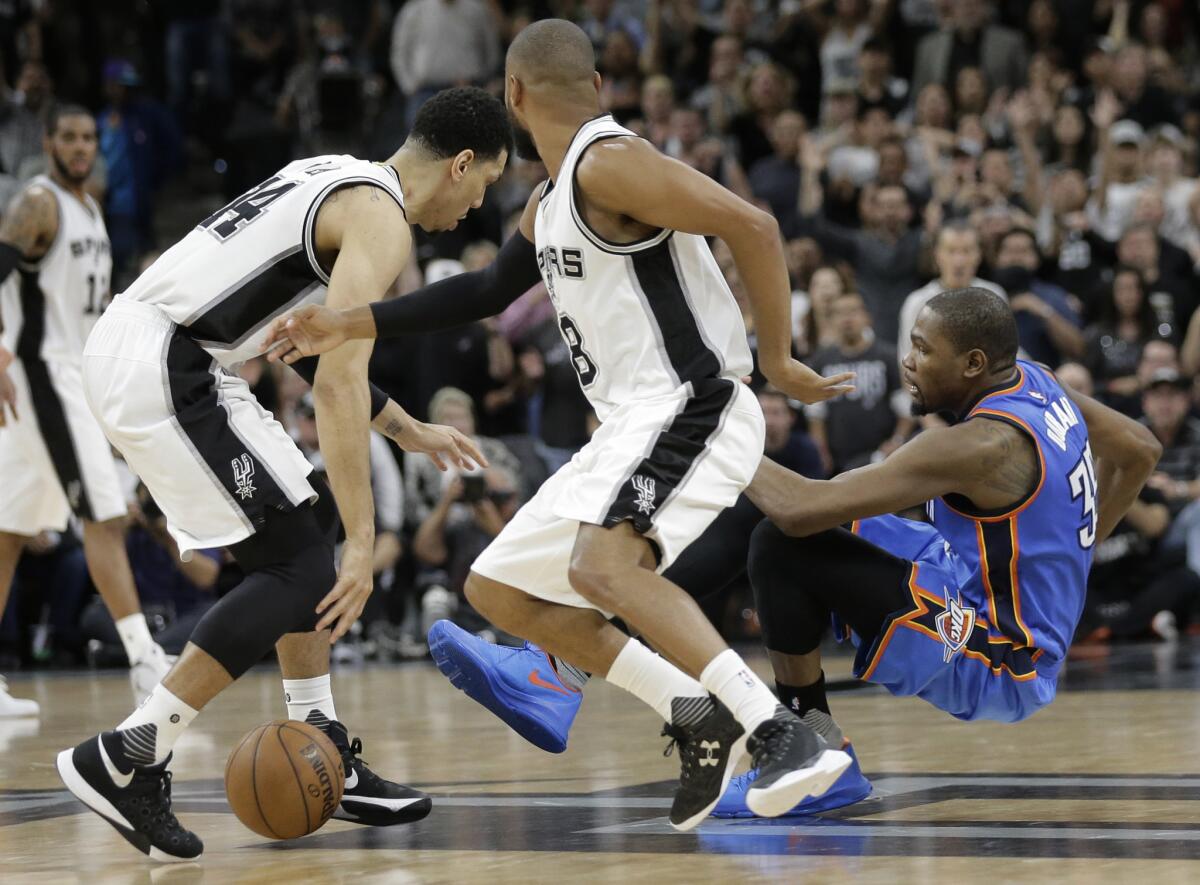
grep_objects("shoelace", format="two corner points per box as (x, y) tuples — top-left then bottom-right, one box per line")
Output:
(660, 723), (686, 759)
(130, 769), (185, 830)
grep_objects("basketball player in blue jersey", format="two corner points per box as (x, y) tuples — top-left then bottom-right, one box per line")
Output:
(268, 18), (859, 831)
(54, 88), (504, 861)
(0, 106), (172, 714)
(711, 287), (1160, 814)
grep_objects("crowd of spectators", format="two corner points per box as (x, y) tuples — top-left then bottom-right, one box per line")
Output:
(6, 0), (1200, 671)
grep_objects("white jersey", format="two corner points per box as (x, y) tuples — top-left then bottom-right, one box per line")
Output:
(119, 154), (405, 370)
(533, 115), (752, 422)
(0, 174), (111, 364)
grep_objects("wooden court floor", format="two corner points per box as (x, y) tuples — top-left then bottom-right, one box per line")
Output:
(2, 642), (1200, 884)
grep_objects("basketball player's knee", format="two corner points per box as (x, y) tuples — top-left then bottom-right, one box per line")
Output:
(567, 555), (623, 612)
(463, 571), (494, 615)
(748, 520), (790, 585)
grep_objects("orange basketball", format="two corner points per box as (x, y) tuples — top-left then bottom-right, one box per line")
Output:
(224, 720), (345, 839)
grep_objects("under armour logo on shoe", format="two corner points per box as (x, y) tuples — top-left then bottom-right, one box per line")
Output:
(233, 453), (256, 500)
(632, 475), (656, 516)
(699, 740), (721, 766)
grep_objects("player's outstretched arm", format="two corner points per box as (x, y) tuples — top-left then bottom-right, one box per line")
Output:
(573, 139), (854, 404)
(1062, 383), (1162, 544)
(746, 422), (994, 537)
(311, 185), (410, 641)
(263, 186), (543, 363)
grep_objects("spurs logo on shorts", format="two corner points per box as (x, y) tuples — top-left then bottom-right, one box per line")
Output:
(632, 475), (656, 516)
(935, 588), (975, 663)
(698, 740), (720, 766)
(233, 454), (256, 501)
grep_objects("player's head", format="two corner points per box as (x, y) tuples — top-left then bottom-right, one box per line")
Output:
(403, 87), (511, 232)
(43, 103), (97, 185)
(903, 287), (1018, 415)
(505, 19), (600, 161)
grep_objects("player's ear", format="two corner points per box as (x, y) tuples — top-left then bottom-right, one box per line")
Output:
(507, 73), (523, 108)
(963, 348), (987, 379)
(592, 71), (602, 95)
(452, 149), (475, 182)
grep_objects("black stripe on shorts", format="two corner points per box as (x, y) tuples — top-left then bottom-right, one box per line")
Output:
(603, 378), (736, 535)
(164, 329), (295, 526)
(15, 269), (95, 520)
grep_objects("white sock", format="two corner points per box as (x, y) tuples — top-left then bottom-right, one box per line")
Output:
(283, 675), (338, 730)
(606, 638), (714, 728)
(699, 649), (780, 735)
(111, 684), (197, 768)
(115, 613), (156, 665)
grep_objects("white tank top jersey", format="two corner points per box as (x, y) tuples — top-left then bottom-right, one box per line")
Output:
(119, 154), (405, 370)
(0, 174), (111, 364)
(533, 115), (753, 422)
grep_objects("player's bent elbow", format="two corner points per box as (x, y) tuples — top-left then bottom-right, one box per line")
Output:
(1129, 424), (1163, 472)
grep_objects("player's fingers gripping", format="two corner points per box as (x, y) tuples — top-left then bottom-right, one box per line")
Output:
(262, 316), (289, 358)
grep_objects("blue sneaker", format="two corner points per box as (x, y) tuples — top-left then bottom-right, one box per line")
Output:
(427, 620), (582, 753)
(711, 742), (871, 818)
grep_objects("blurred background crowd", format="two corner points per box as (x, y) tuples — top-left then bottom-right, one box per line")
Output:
(5, 0), (1200, 672)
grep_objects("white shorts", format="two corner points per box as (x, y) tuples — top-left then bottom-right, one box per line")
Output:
(471, 378), (764, 610)
(0, 356), (126, 533)
(82, 300), (316, 556)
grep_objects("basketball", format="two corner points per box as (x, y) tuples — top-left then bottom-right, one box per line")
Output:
(224, 720), (345, 840)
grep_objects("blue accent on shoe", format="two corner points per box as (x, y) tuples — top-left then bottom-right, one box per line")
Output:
(710, 742), (871, 818)
(427, 620), (582, 754)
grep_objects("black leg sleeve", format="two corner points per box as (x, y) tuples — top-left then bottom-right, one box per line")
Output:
(187, 502), (338, 678)
(749, 521), (912, 656)
(663, 494), (763, 603)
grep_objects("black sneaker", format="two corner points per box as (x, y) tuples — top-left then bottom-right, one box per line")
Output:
(743, 706), (852, 818)
(56, 733), (202, 862)
(315, 716), (432, 826)
(661, 702), (746, 831)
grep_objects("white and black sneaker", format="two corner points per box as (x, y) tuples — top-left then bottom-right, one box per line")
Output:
(662, 701), (747, 831)
(56, 732), (202, 862)
(307, 713), (432, 826)
(744, 706), (852, 818)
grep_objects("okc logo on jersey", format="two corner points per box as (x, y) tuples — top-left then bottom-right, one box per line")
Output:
(935, 588), (975, 663)
(631, 475), (656, 516)
(233, 454), (256, 500)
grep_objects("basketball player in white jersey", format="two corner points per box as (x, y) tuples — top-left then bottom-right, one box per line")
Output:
(55, 87), (506, 861)
(0, 106), (171, 716)
(266, 21), (857, 831)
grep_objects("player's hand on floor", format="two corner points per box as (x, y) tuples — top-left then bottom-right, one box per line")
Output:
(0, 368), (18, 427)
(316, 536), (375, 642)
(390, 420), (489, 472)
(767, 358), (854, 404)
(263, 304), (349, 364)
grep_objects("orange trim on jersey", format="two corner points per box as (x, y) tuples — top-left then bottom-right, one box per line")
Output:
(974, 518), (1036, 650)
(1008, 516), (1034, 647)
(967, 367), (1027, 414)
(859, 564), (1039, 683)
(942, 409), (1047, 523)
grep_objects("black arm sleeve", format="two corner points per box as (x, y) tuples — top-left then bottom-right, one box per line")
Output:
(369, 230), (540, 338)
(289, 356), (390, 420)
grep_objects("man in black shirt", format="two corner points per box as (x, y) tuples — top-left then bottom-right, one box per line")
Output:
(759, 388), (824, 480)
(1142, 368), (1200, 578)
(806, 292), (913, 473)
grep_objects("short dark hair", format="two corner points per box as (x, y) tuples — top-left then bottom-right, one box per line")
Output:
(409, 87), (512, 161)
(926, 287), (1018, 370)
(998, 226), (1039, 255)
(935, 220), (979, 249)
(44, 103), (93, 137)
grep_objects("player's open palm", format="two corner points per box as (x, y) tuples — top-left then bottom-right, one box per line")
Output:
(391, 420), (489, 472)
(0, 368), (18, 427)
(770, 358), (855, 404)
(263, 304), (349, 364)
(316, 536), (374, 643)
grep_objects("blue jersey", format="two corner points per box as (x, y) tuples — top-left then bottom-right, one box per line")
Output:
(929, 361), (1095, 676)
